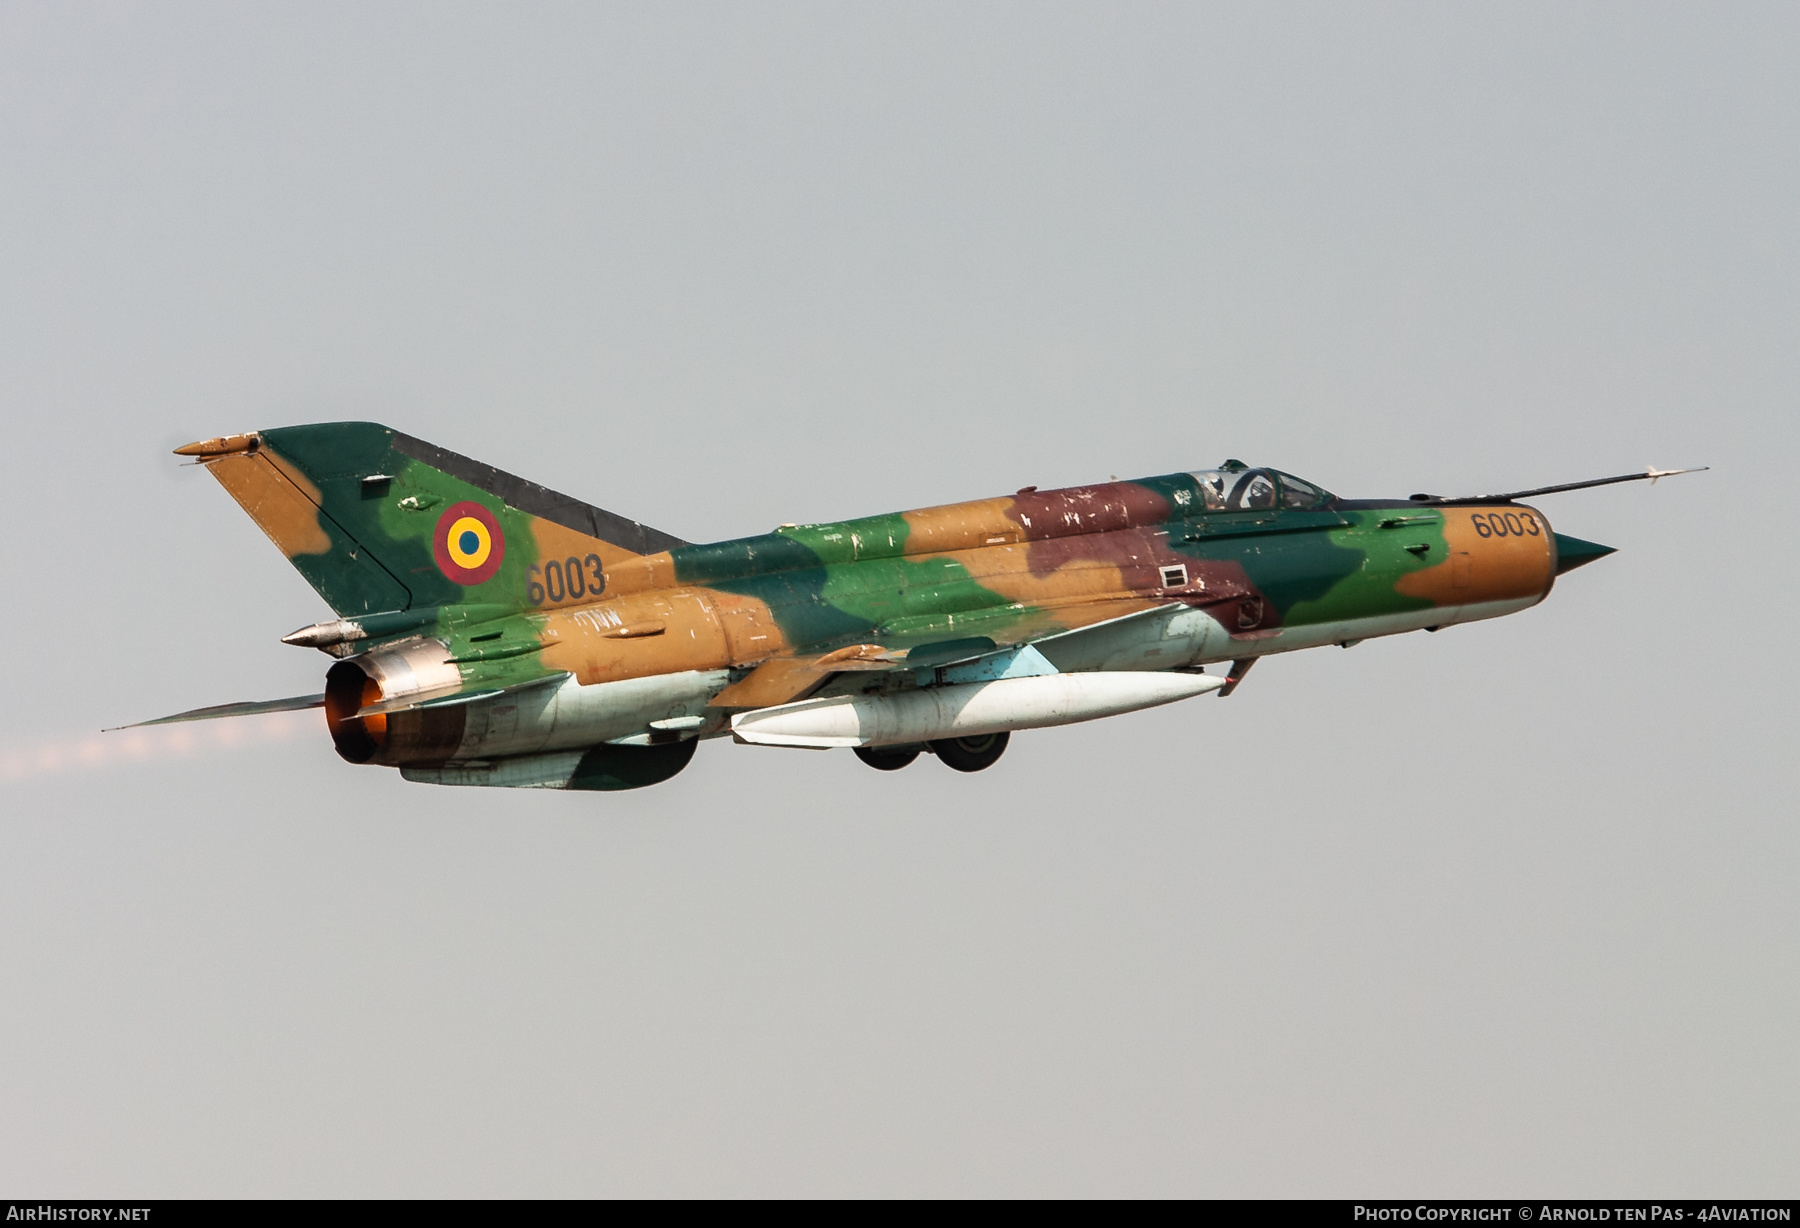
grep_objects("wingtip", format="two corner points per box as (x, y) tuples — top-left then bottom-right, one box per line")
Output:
(174, 433), (260, 458)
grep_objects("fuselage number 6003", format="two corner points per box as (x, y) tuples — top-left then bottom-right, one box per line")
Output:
(1471, 511), (1541, 539)
(528, 554), (605, 605)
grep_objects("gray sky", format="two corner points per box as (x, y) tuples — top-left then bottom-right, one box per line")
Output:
(1, 1), (1794, 1196)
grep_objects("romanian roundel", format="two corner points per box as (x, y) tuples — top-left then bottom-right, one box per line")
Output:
(433, 501), (505, 586)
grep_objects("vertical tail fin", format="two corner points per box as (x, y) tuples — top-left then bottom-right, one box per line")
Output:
(178, 422), (687, 616)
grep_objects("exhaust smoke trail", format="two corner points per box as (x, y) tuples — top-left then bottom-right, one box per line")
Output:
(0, 710), (319, 783)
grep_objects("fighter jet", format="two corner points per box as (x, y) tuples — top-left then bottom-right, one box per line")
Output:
(126, 423), (1699, 790)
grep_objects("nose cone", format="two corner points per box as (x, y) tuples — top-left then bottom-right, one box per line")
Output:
(1553, 533), (1617, 575)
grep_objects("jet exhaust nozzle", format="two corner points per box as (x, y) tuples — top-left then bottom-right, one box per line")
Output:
(729, 670), (1228, 749)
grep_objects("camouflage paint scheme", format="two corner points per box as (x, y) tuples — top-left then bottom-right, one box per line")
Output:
(171, 422), (1595, 789)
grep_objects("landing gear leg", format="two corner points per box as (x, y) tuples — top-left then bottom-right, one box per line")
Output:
(854, 744), (922, 771)
(929, 731), (1010, 773)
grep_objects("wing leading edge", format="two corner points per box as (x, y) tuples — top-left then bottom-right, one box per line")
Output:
(109, 692), (326, 730)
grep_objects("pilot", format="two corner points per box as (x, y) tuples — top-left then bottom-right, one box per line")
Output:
(1231, 470), (1278, 509)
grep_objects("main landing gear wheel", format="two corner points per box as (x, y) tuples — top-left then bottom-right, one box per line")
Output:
(929, 731), (1009, 773)
(853, 745), (921, 771)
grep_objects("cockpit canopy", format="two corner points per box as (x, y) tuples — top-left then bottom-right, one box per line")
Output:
(1188, 463), (1332, 512)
